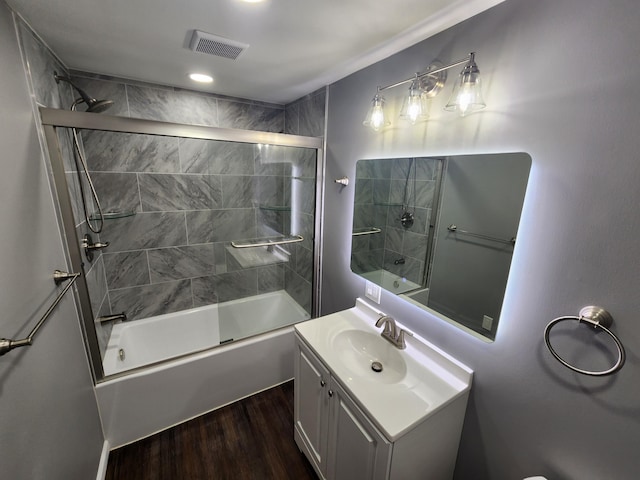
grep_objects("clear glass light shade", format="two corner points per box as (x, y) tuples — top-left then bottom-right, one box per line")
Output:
(444, 65), (486, 116)
(399, 80), (429, 124)
(363, 94), (390, 131)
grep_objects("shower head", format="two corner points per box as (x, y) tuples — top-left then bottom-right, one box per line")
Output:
(54, 71), (113, 113)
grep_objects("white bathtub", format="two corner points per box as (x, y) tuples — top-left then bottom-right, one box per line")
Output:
(103, 290), (310, 376)
(96, 290), (310, 448)
(361, 269), (421, 294)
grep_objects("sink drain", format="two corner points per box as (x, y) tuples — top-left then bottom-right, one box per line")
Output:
(371, 361), (383, 372)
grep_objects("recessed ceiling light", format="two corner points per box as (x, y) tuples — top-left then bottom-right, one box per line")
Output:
(240, 0), (265, 3)
(189, 73), (214, 83)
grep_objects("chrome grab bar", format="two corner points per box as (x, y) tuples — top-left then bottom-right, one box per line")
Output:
(352, 227), (382, 236)
(447, 224), (516, 245)
(0, 270), (80, 356)
(230, 235), (304, 249)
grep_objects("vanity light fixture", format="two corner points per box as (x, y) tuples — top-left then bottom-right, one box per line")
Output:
(363, 52), (486, 131)
(362, 92), (390, 132)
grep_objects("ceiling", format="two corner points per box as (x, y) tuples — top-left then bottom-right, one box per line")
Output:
(8, 0), (504, 104)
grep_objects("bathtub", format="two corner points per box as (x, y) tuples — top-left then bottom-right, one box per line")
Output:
(96, 290), (310, 448)
(361, 269), (421, 294)
(103, 290), (310, 376)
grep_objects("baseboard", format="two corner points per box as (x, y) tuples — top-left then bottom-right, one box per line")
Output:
(96, 441), (110, 480)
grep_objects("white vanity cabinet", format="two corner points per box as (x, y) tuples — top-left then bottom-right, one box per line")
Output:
(293, 299), (473, 480)
(294, 336), (391, 480)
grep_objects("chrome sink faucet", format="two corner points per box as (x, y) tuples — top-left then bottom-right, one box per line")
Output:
(375, 315), (412, 349)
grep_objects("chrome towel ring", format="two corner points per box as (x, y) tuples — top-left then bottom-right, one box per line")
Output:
(544, 306), (625, 376)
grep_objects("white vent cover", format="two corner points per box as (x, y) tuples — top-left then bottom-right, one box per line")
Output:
(189, 30), (249, 60)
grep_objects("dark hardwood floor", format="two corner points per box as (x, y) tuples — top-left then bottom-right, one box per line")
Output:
(105, 381), (318, 480)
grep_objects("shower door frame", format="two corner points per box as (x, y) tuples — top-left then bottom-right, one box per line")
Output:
(39, 107), (325, 383)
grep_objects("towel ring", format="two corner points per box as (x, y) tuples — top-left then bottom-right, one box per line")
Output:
(544, 306), (625, 376)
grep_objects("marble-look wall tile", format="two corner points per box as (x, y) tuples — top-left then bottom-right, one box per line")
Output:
(284, 102), (299, 135)
(179, 138), (256, 175)
(95, 300), (113, 358)
(110, 280), (193, 321)
(215, 270), (258, 303)
(139, 173), (221, 211)
(290, 147), (317, 178)
(71, 76), (129, 116)
(258, 264), (285, 293)
(221, 175), (256, 208)
(191, 276), (217, 307)
(403, 231), (429, 260)
(15, 17), (69, 109)
(298, 89), (326, 137)
(293, 244), (314, 283)
(104, 212), (187, 252)
(82, 131), (180, 173)
(103, 251), (150, 289)
(293, 177), (316, 215)
(383, 253), (423, 285)
(84, 255), (108, 318)
(351, 250), (383, 274)
(91, 172), (140, 215)
(186, 208), (256, 244)
(254, 145), (286, 176)
(285, 268), (312, 315)
(127, 85), (218, 126)
(255, 175), (285, 207)
(148, 244), (216, 282)
(292, 212), (315, 251)
(218, 99), (284, 133)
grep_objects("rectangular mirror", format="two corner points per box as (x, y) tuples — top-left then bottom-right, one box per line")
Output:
(351, 153), (531, 340)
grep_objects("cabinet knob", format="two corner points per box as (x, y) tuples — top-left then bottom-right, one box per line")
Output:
(328, 390), (334, 397)
(320, 380), (326, 387)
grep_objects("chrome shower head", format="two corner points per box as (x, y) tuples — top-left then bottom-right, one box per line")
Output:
(54, 71), (113, 113)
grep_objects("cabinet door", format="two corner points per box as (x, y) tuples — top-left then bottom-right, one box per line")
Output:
(326, 380), (392, 480)
(294, 336), (331, 476)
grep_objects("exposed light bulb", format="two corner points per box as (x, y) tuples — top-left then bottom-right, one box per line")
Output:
(363, 93), (390, 132)
(444, 53), (486, 116)
(400, 78), (429, 124)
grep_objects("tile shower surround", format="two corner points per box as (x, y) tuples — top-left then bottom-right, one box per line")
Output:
(16, 13), (326, 357)
(351, 157), (441, 286)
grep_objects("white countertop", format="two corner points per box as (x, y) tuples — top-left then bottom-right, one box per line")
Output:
(295, 298), (473, 441)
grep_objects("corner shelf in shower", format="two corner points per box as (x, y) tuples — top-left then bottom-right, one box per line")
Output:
(89, 210), (137, 221)
(226, 235), (302, 269)
(373, 202), (403, 207)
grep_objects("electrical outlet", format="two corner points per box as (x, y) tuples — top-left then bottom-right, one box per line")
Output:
(482, 315), (493, 331)
(365, 280), (382, 304)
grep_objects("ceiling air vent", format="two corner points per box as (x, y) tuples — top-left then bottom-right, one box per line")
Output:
(189, 30), (249, 60)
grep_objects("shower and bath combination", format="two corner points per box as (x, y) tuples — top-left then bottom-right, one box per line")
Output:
(53, 71), (112, 234)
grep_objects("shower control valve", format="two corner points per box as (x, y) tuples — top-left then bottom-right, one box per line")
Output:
(82, 233), (110, 262)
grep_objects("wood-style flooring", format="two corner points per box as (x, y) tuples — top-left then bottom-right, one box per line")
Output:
(105, 381), (318, 480)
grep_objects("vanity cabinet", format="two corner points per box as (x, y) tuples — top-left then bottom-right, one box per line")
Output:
(293, 299), (472, 480)
(294, 336), (391, 480)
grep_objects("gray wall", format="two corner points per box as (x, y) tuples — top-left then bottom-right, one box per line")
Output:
(428, 153), (530, 338)
(323, 0), (640, 479)
(0, 3), (104, 479)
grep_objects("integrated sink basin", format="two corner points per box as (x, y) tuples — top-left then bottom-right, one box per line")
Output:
(333, 329), (407, 384)
(295, 298), (473, 441)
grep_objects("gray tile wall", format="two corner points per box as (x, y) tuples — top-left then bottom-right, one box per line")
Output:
(351, 157), (441, 286)
(17, 13), (326, 355)
(15, 16), (114, 356)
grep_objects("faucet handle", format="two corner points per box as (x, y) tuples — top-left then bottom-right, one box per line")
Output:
(397, 329), (413, 349)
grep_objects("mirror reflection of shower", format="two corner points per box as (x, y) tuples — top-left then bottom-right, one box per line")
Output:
(54, 71), (113, 233)
(400, 158), (416, 229)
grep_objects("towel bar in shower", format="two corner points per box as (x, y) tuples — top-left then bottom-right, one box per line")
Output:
(230, 235), (304, 248)
(544, 306), (625, 376)
(0, 270), (80, 356)
(352, 227), (382, 236)
(447, 224), (516, 245)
